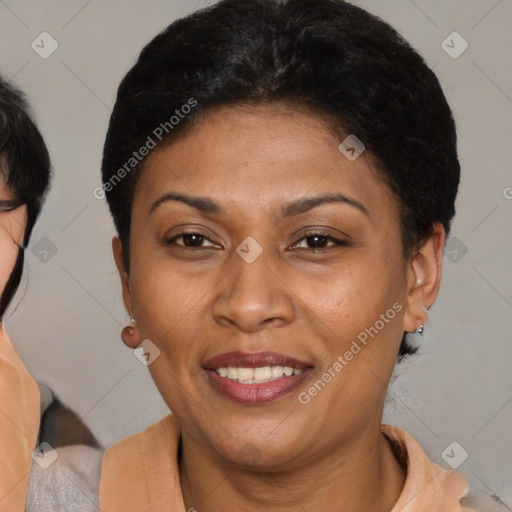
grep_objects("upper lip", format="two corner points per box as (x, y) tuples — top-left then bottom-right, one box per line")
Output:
(203, 351), (312, 370)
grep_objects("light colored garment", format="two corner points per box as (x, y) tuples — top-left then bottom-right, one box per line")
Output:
(26, 383), (103, 512)
(0, 327), (40, 512)
(99, 413), (476, 511)
(26, 444), (102, 512)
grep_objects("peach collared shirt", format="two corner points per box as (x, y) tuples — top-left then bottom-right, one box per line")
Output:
(0, 327), (40, 512)
(99, 413), (475, 512)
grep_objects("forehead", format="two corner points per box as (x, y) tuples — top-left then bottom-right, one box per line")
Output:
(134, 104), (395, 218)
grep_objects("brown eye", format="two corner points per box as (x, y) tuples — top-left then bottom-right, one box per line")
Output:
(292, 232), (348, 250)
(166, 231), (217, 248)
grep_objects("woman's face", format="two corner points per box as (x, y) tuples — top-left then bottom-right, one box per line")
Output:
(115, 105), (440, 469)
(0, 182), (26, 298)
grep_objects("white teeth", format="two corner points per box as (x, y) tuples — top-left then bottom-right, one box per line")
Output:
(237, 368), (254, 381)
(214, 365), (304, 383)
(271, 366), (284, 378)
(253, 367), (272, 380)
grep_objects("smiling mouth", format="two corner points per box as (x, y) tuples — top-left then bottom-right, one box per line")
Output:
(214, 365), (305, 384)
(203, 351), (313, 404)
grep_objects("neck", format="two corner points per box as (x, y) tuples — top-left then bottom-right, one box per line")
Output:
(179, 420), (405, 512)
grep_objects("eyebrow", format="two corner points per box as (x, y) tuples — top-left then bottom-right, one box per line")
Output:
(149, 192), (370, 219)
(150, 193), (221, 215)
(281, 193), (370, 219)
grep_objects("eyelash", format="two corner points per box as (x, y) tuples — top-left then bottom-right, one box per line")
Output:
(164, 230), (348, 251)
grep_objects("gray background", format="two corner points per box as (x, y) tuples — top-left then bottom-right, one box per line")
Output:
(1, 0), (511, 505)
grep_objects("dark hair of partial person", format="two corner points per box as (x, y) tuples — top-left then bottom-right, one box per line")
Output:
(101, 0), (460, 359)
(0, 76), (51, 318)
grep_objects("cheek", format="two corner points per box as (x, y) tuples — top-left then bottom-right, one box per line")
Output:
(297, 249), (405, 387)
(295, 249), (404, 329)
(132, 267), (210, 335)
(129, 252), (214, 375)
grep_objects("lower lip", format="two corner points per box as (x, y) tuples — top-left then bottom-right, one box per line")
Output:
(205, 368), (312, 405)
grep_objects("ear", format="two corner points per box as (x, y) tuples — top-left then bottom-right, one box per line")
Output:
(112, 236), (142, 349)
(403, 222), (445, 333)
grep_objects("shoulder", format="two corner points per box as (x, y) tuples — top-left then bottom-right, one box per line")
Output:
(102, 412), (179, 467)
(382, 424), (484, 511)
(101, 412), (179, 481)
(99, 413), (181, 511)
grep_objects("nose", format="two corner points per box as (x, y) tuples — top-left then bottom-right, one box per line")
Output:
(212, 248), (295, 333)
